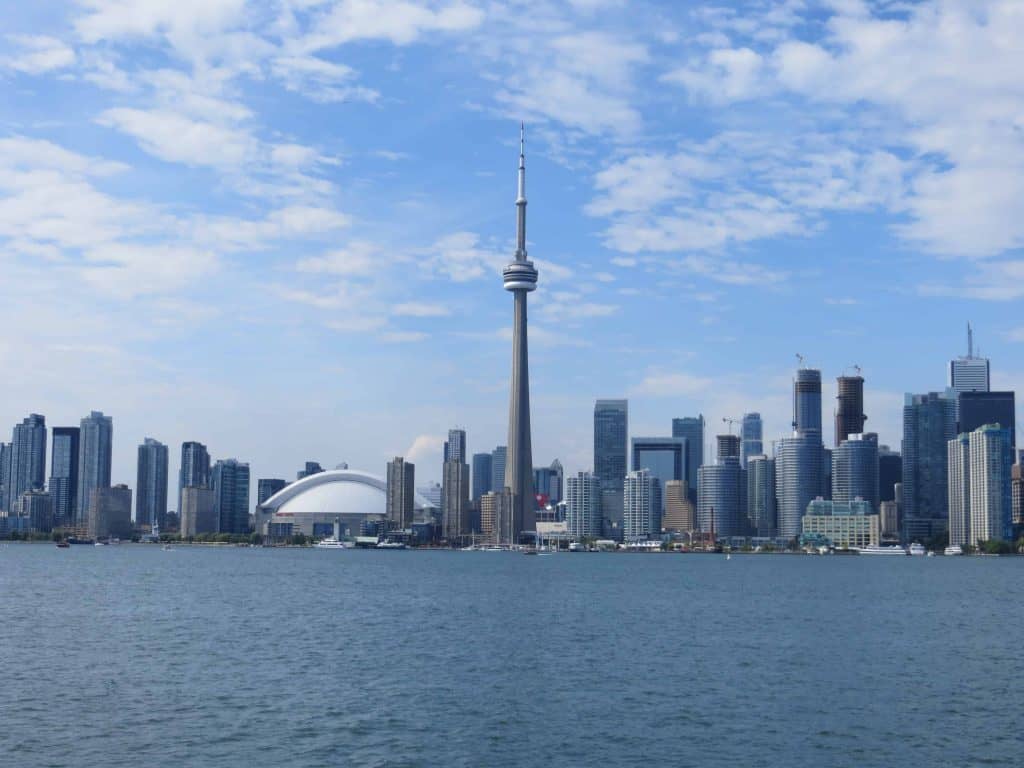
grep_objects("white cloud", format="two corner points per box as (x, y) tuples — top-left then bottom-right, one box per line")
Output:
(662, 46), (765, 104)
(270, 54), (379, 103)
(2, 34), (77, 74)
(630, 371), (712, 397)
(420, 231), (503, 282)
(296, 241), (376, 275)
(299, 0), (484, 49)
(392, 302), (451, 317)
(380, 330), (430, 343)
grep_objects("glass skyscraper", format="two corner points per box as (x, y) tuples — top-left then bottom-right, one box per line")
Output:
(179, 441), (211, 514)
(950, 324), (990, 397)
(740, 413), (762, 468)
(9, 413), (47, 510)
(595, 400), (628, 537)
(212, 459), (250, 534)
(76, 411), (112, 524)
(958, 391), (1015, 449)
(631, 436), (685, 532)
(835, 375), (867, 446)
(832, 432), (879, 512)
(49, 427), (79, 527)
(775, 367), (825, 539)
(793, 368), (822, 435)
(257, 478), (287, 505)
(471, 452), (493, 501)
(901, 392), (957, 539)
(490, 446), (507, 495)
(672, 415), (704, 503)
(746, 455), (776, 537)
(136, 437), (169, 529)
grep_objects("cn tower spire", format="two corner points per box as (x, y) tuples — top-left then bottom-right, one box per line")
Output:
(502, 123), (539, 542)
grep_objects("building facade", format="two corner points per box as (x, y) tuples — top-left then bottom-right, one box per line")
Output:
(631, 436), (686, 533)
(801, 514), (879, 549)
(471, 452), (493, 502)
(740, 413), (763, 468)
(212, 459), (250, 534)
(950, 325), (990, 396)
(623, 469), (656, 541)
(8, 414), (47, 510)
(77, 411), (113, 525)
(698, 442), (745, 539)
(442, 458), (470, 540)
(49, 427), (79, 527)
(180, 486), (217, 537)
(662, 479), (695, 533)
(89, 484), (132, 540)
(775, 434), (824, 540)
(746, 455), (776, 537)
(595, 399), (628, 537)
(835, 375), (867, 446)
(672, 415), (704, 503)
(958, 391), (1015, 449)
(386, 456), (415, 529)
(136, 437), (169, 529)
(564, 471), (601, 540)
(832, 433), (879, 512)
(902, 392), (957, 540)
(179, 441), (211, 515)
(968, 424), (1013, 544)
(257, 478), (287, 505)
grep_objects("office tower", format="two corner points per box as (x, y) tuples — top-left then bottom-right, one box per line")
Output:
(49, 427), (79, 527)
(442, 458), (470, 540)
(564, 471), (601, 539)
(212, 459), (250, 534)
(672, 415), (704, 502)
(775, 435), (824, 539)
(502, 126), (540, 540)
(595, 399), (628, 537)
(16, 489), (53, 532)
(698, 438), (744, 538)
(878, 445), (902, 503)
(879, 500), (900, 540)
(88, 484), (132, 540)
(623, 469), (656, 540)
(479, 489), (511, 544)
(902, 392), (957, 540)
(793, 368), (823, 435)
(1011, 463), (1023, 527)
(257, 478), (287, 505)
(136, 438), (168, 528)
(179, 441), (211, 514)
(746, 455), (776, 537)
(296, 461), (324, 480)
(662, 479), (695, 533)
(958, 391), (1015, 449)
(775, 366), (825, 539)
(949, 323), (990, 396)
(631, 436), (686, 532)
(832, 433), (880, 512)
(386, 456), (415, 529)
(490, 446), (507, 495)
(835, 375), (867, 446)
(740, 413), (763, 468)
(180, 486), (217, 537)
(0, 442), (9, 513)
(544, 459), (564, 505)
(444, 429), (467, 464)
(76, 411), (113, 524)
(969, 424), (1013, 543)
(417, 482), (442, 510)
(9, 414), (47, 509)
(471, 452), (493, 501)
(947, 433), (971, 547)
(533, 465), (553, 506)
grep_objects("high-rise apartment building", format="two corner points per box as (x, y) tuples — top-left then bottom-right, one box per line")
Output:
(662, 479), (695, 533)
(479, 489), (510, 545)
(793, 368), (823, 435)
(835, 375), (867, 446)
(958, 391), (1015, 449)
(386, 456), (415, 529)
(832, 433), (880, 512)
(444, 429), (467, 465)
(878, 445), (902, 503)
(672, 415), (704, 503)
(212, 459), (250, 534)
(533, 459), (563, 505)
(565, 471), (601, 539)
(740, 413), (763, 468)
(180, 486), (217, 537)
(9, 414), (47, 509)
(179, 441), (211, 514)
(631, 436), (685, 533)
(949, 424), (1013, 546)
(947, 433), (971, 548)
(623, 469), (656, 541)
(1011, 463), (1023, 528)
(746, 455), (776, 537)
(902, 392), (956, 540)
(0, 442), (10, 513)
(257, 478), (287, 505)
(950, 323), (990, 396)
(49, 427), (79, 527)
(136, 438), (168, 528)
(490, 446), (507, 494)
(776, 366), (825, 539)
(595, 399), (628, 537)
(442, 458), (469, 540)
(77, 411), (112, 525)
(471, 452), (493, 501)
(698, 435), (745, 538)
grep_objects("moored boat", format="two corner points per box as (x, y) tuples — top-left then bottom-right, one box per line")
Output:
(908, 542), (926, 556)
(944, 545), (963, 556)
(315, 537), (346, 549)
(856, 545), (907, 556)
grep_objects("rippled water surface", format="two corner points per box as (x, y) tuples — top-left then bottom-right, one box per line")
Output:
(2, 544), (1022, 767)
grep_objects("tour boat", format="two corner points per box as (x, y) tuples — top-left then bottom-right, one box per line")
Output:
(856, 545), (907, 556)
(315, 537), (346, 549)
(56, 541), (70, 549)
(376, 541), (406, 549)
(944, 545), (963, 556)
(908, 542), (927, 556)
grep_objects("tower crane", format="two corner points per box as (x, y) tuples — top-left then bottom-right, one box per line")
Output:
(722, 417), (741, 436)
(795, 353), (806, 368)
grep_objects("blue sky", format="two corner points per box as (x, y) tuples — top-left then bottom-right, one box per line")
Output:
(1, 0), (1022, 492)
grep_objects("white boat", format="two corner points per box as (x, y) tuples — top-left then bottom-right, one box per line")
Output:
(315, 537), (346, 549)
(856, 545), (907, 556)
(944, 545), (963, 556)
(568, 542), (586, 553)
(908, 542), (927, 556)
(376, 541), (406, 549)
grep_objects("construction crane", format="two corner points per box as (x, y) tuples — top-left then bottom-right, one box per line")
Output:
(722, 417), (741, 435)
(843, 363), (863, 377)
(795, 353), (806, 368)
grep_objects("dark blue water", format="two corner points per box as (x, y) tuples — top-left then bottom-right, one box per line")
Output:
(2, 544), (1022, 767)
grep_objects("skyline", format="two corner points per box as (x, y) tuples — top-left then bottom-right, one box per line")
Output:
(2, 1), (1024, 489)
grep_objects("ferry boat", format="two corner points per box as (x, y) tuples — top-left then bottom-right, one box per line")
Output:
(944, 545), (963, 556)
(908, 542), (927, 556)
(856, 545), (907, 556)
(315, 537), (346, 549)
(376, 541), (406, 550)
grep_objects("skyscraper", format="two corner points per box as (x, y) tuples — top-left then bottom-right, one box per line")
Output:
(386, 456), (415, 529)
(740, 413), (763, 468)
(88, 484), (132, 540)
(672, 415), (704, 502)
(479, 489), (510, 545)
(949, 323), (990, 396)
(0, 442), (10, 513)
(442, 458), (469, 540)
(949, 424), (1013, 546)
(212, 459), (250, 534)
(662, 479), (695, 533)
(902, 392), (957, 540)
(471, 452), (493, 502)
(136, 438), (169, 528)
(832, 433), (880, 512)
(775, 366), (825, 539)
(564, 471), (601, 539)
(835, 375), (867, 446)
(49, 427), (79, 527)
(947, 433), (971, 548)
(490, 446), (507, 497)
(533, 459), (564, 505)
(180, 486), (217, 537)
(793, 368), (823, 435)
(76, 411), (112, 525)
(502, 126), (540, 541)
(623, 469), (656, 540)
(595, 399), (628, 537)
(698, 435), (745, 538)
(179, 441), (211, 514)
(9, 414), (47, 511)
(443, 430), (467, 464)
(257, 478), (287, 505)
(746, 455), (776, 537)
(878, 445), (902, 503)
(958, 391), (1015, 449)
(296, 461), (324, 480)
(631, 436), (686, 533)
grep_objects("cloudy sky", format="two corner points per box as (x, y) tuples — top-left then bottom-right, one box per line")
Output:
(1, 0), (1022, 495)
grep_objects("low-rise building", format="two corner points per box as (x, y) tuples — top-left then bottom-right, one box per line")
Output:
(801, 514), (880, 549)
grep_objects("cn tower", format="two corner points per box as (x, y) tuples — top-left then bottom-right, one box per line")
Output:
(502, 124), (538, 540)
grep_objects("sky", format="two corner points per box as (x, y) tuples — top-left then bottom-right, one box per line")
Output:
(1, 0), (1022, 495)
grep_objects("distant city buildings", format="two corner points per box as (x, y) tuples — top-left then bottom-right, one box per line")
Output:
(565, 471), (601, 539)
(442, 429), (469, 539)
(49, 427), (79, 527)
(949, 323), (990, 397)
(180, 486), (217, 537)
(902, 392), (956, 541)
(9, 414), (47, 510)
(179, 441), (211, 517)
(471, 452), (493, 502)
(746, 455), (776, 537)
(89, 484), (132, 540)
(631, 436), (685, 533)
(490, 446), (507, 497)
(212, 459), (250, 535)
(947, 424), (1012, 546)
(958, 391), (1015, 449)
(835, 375), (866, 446)
(672, 415), (704, 504)
(832, 433), (880, 512)
(595, 399), (628, 539)
(77, 411), (113, 525)
(623, 469), (655, 540)
(740, 413), (762, 468)
(533, 459), (563, 505)
(296, 461), (324, 480)
(136, 438), (168, 529)
(257, 478), (287, 505)
(662, 479), (694, 534)
(698, 434), (745, 538)
(386, 456), (415, 529)
(776, 367), (825, 540)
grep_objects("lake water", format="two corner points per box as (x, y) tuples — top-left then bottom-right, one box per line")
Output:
(1, 543), (1022, 767)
